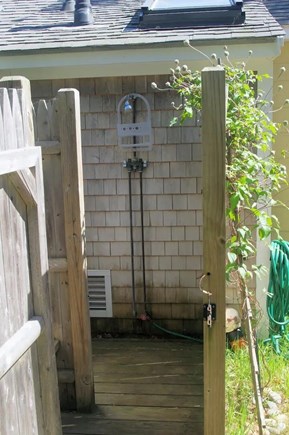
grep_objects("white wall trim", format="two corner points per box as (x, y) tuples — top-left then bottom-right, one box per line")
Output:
(0, 39), (283, 80)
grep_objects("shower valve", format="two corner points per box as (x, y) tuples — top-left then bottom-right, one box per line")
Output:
(123, 158), (148, 173)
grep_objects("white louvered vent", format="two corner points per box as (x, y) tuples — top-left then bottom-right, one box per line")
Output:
(87, 270), (112, 318)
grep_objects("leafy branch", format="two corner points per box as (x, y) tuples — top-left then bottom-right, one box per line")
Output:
(153, 49), (288, 288)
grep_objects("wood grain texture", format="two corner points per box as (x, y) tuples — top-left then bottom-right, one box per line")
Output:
(62, 338), (203, 435)
(9, 168), (37, 206)
(0, 317), (43, 380)
(202, 67), (226, 435)
(0, 77), (61, 435)
(0, 76), (34, 148)
(35, 91), (93, 411)
(58, 88), (93, 411)
(20, 149), (60, 435)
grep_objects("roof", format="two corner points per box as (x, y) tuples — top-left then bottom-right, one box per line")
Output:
(262, 0), (289, 26)
(0, 0), (284, 54)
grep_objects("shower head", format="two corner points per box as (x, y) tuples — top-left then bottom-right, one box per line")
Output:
(124, 97), (133, 112)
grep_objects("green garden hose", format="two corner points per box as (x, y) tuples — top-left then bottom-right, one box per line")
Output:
(152, 321), (203, 344)
(266, 239), (289, 354)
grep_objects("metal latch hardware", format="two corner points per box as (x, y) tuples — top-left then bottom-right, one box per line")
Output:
(203, 303), (216, 327)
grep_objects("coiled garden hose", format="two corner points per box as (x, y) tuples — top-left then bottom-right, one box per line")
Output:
(266, 239), (289, 354)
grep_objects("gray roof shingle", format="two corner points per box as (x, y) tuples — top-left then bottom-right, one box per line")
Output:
(263, 0), (289, 25)
(0, 0), (284, 53)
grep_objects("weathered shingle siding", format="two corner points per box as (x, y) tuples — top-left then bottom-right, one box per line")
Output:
(31, 75), (204, 335)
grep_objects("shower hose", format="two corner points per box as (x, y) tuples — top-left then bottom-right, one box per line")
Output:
(266, 239), (289, 354)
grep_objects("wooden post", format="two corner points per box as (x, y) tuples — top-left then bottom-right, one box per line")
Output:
(202, 66), (226, 435)
(58, 88), (93, 411)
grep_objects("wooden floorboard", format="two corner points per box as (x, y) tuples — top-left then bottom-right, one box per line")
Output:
(94, 393), (202, 407)
(62, 418), (204, 435)
(62, 338), (203, 435)
(94, 374), (203, 384)
(93, 383), (203, 396)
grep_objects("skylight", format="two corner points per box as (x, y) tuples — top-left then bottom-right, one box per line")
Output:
(139, 0), (245, 29)
(150, 0), (235, 10)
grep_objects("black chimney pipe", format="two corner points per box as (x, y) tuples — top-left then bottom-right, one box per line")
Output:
(74, 0), (94, 25)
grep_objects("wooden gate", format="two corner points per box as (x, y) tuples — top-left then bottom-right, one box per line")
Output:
(33, 89), (93, 411)
(0, 77), (61, 434)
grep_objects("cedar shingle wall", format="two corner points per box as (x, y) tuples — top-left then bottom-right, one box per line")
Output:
(31, 75), (204, 335)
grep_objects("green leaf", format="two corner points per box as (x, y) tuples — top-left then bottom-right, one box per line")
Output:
(170, 117), (178, 127)
(229, 193), (240, 210)
(227, 252), (237, 263)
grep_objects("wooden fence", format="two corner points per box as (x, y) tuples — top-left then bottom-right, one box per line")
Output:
(33, 90), (93, 411)
(0, 77), (61, 434)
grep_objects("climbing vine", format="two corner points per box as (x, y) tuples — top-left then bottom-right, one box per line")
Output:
(152, 45), (288, 299)
(152, 47), (289, 430)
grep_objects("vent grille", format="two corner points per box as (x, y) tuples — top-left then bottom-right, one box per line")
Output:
(87, 270), (112, 318)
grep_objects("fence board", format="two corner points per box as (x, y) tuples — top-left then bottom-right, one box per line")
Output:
(34, 89), (93, 412)
(0, 192), (21, 435)
(38, 131), (75, 409)
(0, 88), (14, 150)
(0, 77), (61, 434)
(0, 105), (4, 150)
(28, 149), (62, 433)
(8, 88), (24, 148)
(11, 183), (37, 435)
(36, 100), (51, 141)
(0, 178), (36, 435)
(0, 76), (34, 148)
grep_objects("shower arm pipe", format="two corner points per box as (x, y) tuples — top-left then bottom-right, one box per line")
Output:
(139, 169), (147, 311)
(132, 96), (137, 157)
(128, 169), (137, 318)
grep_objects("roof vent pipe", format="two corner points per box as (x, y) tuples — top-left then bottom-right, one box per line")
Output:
(62, 0), (75, 12)
(74, 0), (94, 26)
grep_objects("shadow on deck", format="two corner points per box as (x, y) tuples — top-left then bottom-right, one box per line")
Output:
(62, 338), (203, 434)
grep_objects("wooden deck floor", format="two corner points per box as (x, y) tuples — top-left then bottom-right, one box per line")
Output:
(62, 338), (203, 435)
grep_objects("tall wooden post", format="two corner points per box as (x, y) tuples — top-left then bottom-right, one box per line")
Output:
(58, 88), (94, 411)
(202, 66), (226, 435)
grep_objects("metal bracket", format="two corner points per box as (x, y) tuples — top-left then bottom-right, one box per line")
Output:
(203, 303), (216, 327)
(117, 93), (152, 151)
(123, 158), (148, 173)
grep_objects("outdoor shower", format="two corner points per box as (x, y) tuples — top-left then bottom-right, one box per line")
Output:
(117, 93), (152, 151)
(116, 93), (203, 342)
(117, 93), (152, 318)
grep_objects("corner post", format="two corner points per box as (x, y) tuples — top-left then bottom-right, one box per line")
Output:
(202, 66), (226, 435)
